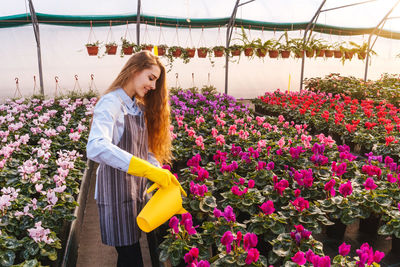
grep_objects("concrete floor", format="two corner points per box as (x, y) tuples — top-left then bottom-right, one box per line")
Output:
(76, 165), (152, 267)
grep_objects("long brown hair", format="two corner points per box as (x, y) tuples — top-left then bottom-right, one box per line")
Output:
(103, 51), (171, 164)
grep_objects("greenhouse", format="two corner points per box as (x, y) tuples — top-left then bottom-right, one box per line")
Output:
(2, 0), (400, 266)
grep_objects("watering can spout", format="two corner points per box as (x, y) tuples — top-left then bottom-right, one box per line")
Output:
(137, 183), (187, 233)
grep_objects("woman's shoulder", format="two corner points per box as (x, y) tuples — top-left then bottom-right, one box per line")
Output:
(94, 91), (123, 115)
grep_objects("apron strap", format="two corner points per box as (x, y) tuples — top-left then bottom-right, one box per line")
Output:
(118, 96), (128, 115)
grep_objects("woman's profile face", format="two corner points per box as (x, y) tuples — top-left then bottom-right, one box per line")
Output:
(131, 64), (161, 98)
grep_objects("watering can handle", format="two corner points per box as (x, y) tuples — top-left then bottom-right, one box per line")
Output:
(147, 182), (187, 197)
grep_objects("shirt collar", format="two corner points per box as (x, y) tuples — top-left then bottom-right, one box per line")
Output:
(116, 88), (137, 109)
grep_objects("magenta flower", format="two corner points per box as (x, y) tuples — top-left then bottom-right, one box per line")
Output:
(339, 181), (353, 197)
(291, 197), (309, 212)
(339, 242), (351, 256)
(305, 249), (315, 262)
(324, 179), (336, 197)
(221, 231), (234, 253)
(184, 247), (199, 264)
(274, 179), (289, 195)
(260, 200), (275, 215)
(196, 167), (209, 181)
(183, 218), (197, 235)
(398, 202), (400, 212)
(311, 255), (331, 267)
(267, 161), (275, 170)
(387, 173), (397, 183)
(332, 161), (347, 176)
(245, 248), (260, 265)
(236, 231), (242, 247)
(213, 208), (222, 218)
(363, 177), (377, 190)
(294, 189), (301, 198)
(180, 212), (192, 225)
(169, 216), (179, 234)
(223, 206), (236, 222)
(243, 233), (258, 251)
(291, 251), (306, 265)
(248, 179), (255, 188)
(256, 161), (266, 170)
(197, 260), (210, 267)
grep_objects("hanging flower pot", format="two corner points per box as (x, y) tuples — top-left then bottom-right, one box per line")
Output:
(157, 45), (167, 56)
(169, 46), (183, 57)
(324, 50), (334, 58)
(316, 49), (325, 57)
(344, 51), (354, 59)
(268, 50), (279, 58)
(197, 48), (209, 58)
(106, 44), (118, 55)
(185, 48), (196, 58)
(333, 50), (342, 58)
(86, 41), (100, 56)
(295, 50), (305, 58)
(229, 45), (242, 56)
(120, 38), (136, 56)
(305, 50), (314, 58)
(244, 47), (254, 57)
(280, 50), (291, 58)
(122, 46), (134, 55)
(141, 44), (153, 52)
(86, 46), (99, 56)
(213, 46), (225, 57)
(256, 48), (266, 57)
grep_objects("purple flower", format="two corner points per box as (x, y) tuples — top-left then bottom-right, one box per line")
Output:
(180, 213), (192, 225)
(339, 242), (351, 256)
(305, 249), (315, 262)
(245, 248), (260, 265)
(184, 247), (199, 264)
(363, 177), (377, 190)
(260, 200), (275, 215)
(183, 218), (197, 235)
(221, 231), (234, 253)
(256, 161), (266, 170)
(223, 206), (236, 222)
(243, 233), (258, 251)
(291, 251), (306, 265)
(387, 173), (397, 183)
(291, 197), (309, 212)
(169, 216), (179, 234)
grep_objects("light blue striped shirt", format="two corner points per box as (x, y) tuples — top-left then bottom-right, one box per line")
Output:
(87, 88), (160, 198)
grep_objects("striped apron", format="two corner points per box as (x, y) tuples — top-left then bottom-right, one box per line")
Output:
(96, 108), (148, 247)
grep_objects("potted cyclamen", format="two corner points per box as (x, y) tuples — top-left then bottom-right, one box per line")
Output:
(85, 41), (100, 56)
(212, 46), (225, 57)
(105, 42), (118, 55)
(197, 47), (209, 58)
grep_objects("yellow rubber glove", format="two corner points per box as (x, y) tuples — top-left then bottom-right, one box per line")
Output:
(127, 156), (187, 197)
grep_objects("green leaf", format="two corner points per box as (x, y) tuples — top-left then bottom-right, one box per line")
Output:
(0, 250), (15, 267)
(204, 196), (217, 208)
(378, 224), (394, 236)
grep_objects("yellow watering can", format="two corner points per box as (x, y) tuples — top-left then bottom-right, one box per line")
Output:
(137, 182), (187, 233)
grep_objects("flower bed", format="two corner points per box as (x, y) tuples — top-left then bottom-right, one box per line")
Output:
(161, 89), (395, 266)
(0, 93), (96, 266)
(253, 90), (400, 159)
(304, 73), (400, 106)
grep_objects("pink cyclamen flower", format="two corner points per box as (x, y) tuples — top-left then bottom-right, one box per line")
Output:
(339, 242), (351, 256)
(248, 179), (255, 188)
(223, 206), (236, 222)
(363, 178), (377, 190)
(243, 233), (258, 251)
(291, 251), (306, 265)
(221, 231), (234, 253)
(324, 179), (336, 197)
(245, 248), (260, 265)
(291, 197), (309, 212)
(169, 216), (179, 234)
(213, 208), (222, 218)
(339, 181), (353, 197)
(260, 200), (275, 215)
(197, 260), (210, 267)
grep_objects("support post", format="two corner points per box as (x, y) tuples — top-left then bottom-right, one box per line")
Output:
(225, 0), (240, 95)
(28, 0), (44, 96)
(136, 0), (141, 45)
(299, 0), (326, 91)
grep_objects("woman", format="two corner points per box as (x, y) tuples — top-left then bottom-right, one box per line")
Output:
(86, 51), (182, 267)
